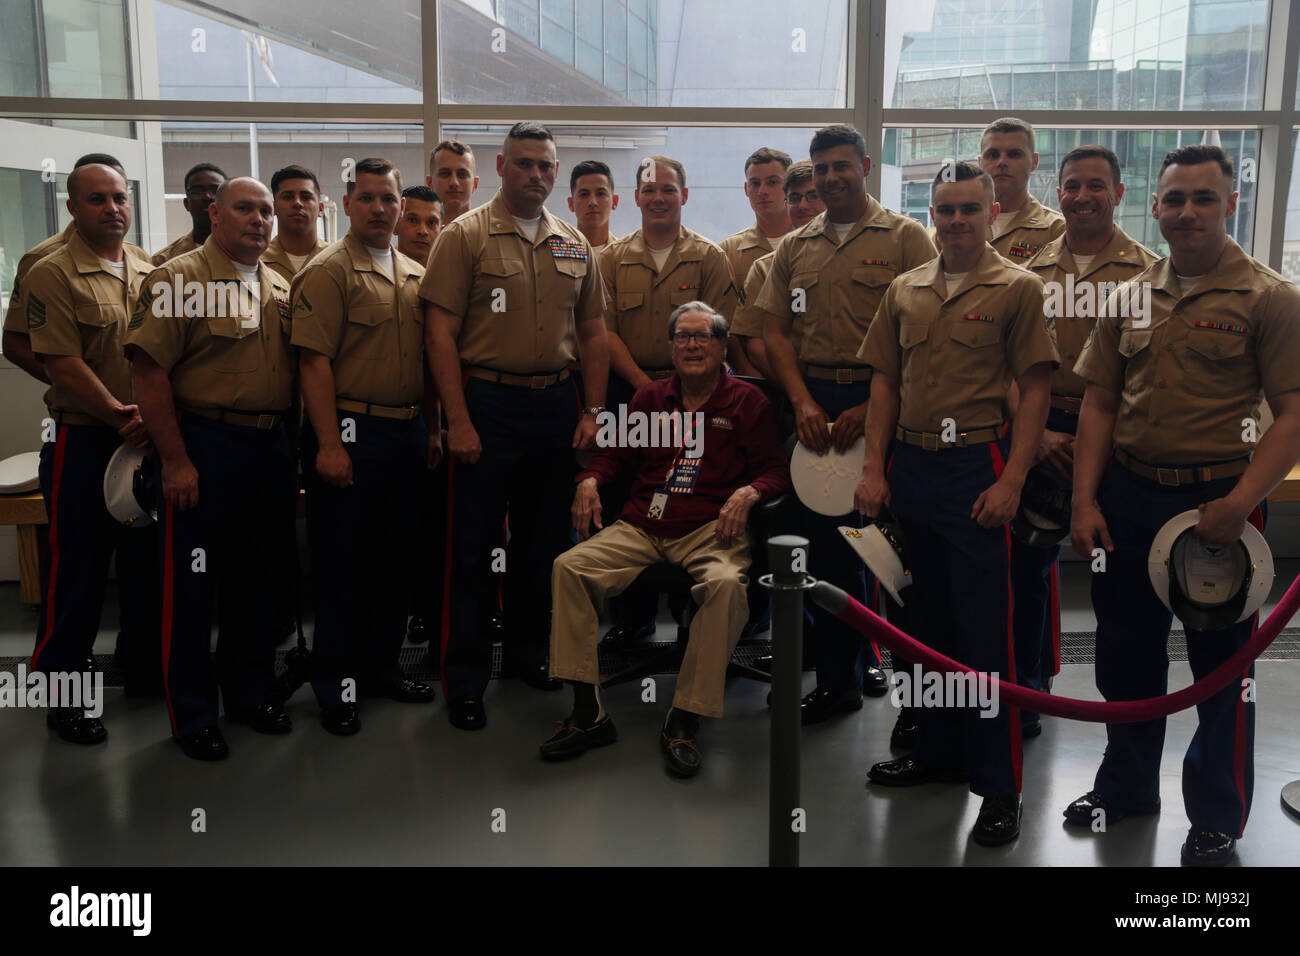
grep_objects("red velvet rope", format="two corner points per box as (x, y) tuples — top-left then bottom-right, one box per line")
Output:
(811, 576), (1299, 723)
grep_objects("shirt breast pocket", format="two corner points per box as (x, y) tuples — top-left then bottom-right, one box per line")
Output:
(949, 320), (1001, 381)
(76, 302), (121, 362)
(479, 257), (526, 314)
(205, 316), (259, 373)
(898, 321), (930, 384)
(552, 257), (587, 311)
(1182, 329), (1251, 397)
(345, 303), (392, 361)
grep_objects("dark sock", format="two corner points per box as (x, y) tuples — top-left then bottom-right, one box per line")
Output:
(665, 707), (699, 740)
(570, 681), (600, 726)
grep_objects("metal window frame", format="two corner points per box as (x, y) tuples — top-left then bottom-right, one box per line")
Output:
(2, 0), (1299, 268)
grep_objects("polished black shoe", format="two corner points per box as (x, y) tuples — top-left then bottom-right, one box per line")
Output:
(862, 666), (890, 697)
(518, 663), (564, 691)
(406, 615), (431, 645)
(177, 726), (229, 761)
(448, 697), (487, 731)
(661, 712), (703, 778)
(229, 702), (292, 735)
(1021, 718), (1043, 739)
(539, 713), (617, 759)
(867, 756), (965, 787)
(46, 708), (107, 745)
(890, 714), (919, 751)
(1181, 826), (1236, 867)
(972, 795), (1022, 846)
(801, 686), (863, 725)
(371, 678), (436, 703)
(600, 621), (657, 648)
(1063, 790), (1161, 828)
(321, 703), (361, 737)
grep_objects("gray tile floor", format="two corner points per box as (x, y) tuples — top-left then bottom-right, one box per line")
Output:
(1, 572), (1298, 867)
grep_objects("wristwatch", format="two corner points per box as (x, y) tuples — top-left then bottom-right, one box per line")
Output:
(583, 406), (605, 416)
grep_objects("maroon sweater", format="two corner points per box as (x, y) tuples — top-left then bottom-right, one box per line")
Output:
(578, 373), (791, 539)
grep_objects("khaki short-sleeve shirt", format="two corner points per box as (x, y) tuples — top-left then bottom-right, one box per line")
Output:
(291, 233), (426, 407)
(419, 191), (605, 375)
(719, 223), (775, 315)
(1075, 238), (1300, 465)
(990, 194), (1066, 266)
(731, 252), (774, 339)
(858, 243), (1059, 432)
(599, 226), (737, 371)
(263, 234), (328, 285)
(124, 237), (295, 412)
(1026, 227), (1159, 400)
(151, 231), (201, 267)
(23, 232), (153, 416)
(755, 197), (937, 368)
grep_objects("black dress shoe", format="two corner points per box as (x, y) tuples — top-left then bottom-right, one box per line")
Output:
(890, 714), (919, 750)
(518, 663), (564, 691)
(229, 702), (292, 735)
(448, 697), (486, 731)
(1021, 718), (1043, 739)
(661, 711), (703, 778)
(600, 621), (656, 648)
(867, 756), (965, 787)
(1063, 790), (1161, 828)
(862, 666), (890, 697)
(177, 726), (229, 761)
(972, 795), (1022, 846)
(321, 703), (361, 736)
(372, 678), (436, 703)
(1180, 826), (1236, 867)
(539, 713), (617, 759)
(407, 615), (431, 645)
(46, 708), (107, 745)
(801, 686), (863, 725)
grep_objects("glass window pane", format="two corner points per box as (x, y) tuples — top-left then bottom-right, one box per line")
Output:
(0, 168), (51, 325)
(541, 15), (575, 63)
(883, 125), (1258, 258)
(887, 0), (1267, 110)
(43, 0), (130, 99)
(441, 0), (847, 108)
(0, 0), (41, 99)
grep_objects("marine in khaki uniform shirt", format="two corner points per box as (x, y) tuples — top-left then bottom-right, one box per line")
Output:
(263, 234), (327, 285)
(718, 223), (774, 306)
(855, 164), (1057, 847)
(291, 158), (437, 732)
(125, 177), (296, 760)
(1068, 146), (1300, 867)
(718, 149), (792, 311)
(263, 164), (329, 283)
(989, 192), (1065, 265)
(150, 232), (201, 267)
(978, 117), (1065, 264)
(150, 163), (227, 266)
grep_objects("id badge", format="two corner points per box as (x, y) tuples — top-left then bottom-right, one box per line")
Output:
(648, 490), (669, 520)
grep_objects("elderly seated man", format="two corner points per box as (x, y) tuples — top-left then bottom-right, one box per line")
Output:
(542, 300), (791, 777)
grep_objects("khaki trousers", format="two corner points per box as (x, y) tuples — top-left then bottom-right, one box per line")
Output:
(550, 519), (751, 718)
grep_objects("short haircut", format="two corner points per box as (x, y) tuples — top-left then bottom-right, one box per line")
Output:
(570, 159), (614, 194)
(745, 147), (793, 175)
(504, 122), (555, 153)
(1058, 145), (1122, 187)
(784, 159), (814, 194)
(809, 125), (868, 161)
(931, 161), (995, 204)
(637, 154), (686, 189)
(429, 139), (473, 171)
(1158, 143), (1235, 185)
(402, 185), (441, 204)
(212, 177), (271, 206)
(74, 153), (124, 174)
(184, 162), (228, 191)
(270, 164), (320, 196)
(668, 301), (728, 340)
(982, 117), (1036, 154)
(347, 157), (402, 196)
(67, 162), (126, 202)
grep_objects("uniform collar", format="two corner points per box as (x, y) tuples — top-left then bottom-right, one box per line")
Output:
(65, 230), (142, 284)
(1149, 236), (1255, 299)
(989, 193), (1055, 240)
(737, 222), (774, 252)
(626, 226), (703, 275)
(264, 234), (325, 267)
(908, 242), (1011, 300)
(342, 231), (406, 286)
(202, 235), (274, 305)
(486, 190), (567, 246)
(809, 195), (891, 246)
(1032, 225), (1147, 278)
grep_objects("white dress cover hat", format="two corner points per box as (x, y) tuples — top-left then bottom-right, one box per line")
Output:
(103, 443), (157, 527)
(1147, 508), (1272, 630)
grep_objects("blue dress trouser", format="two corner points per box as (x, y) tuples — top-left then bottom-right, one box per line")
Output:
(890, 438), (1022, 798)
(1090, 460), (1258, 837)
(802, 376), (881, 697)
(33, 423), (161, 690)
(154, 414), (296, 736)
(1008, 406), (1077, 723)
(303, 410), (426, 708)
(442, 376), (578, 700)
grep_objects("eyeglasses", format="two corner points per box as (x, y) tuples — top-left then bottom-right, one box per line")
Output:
(671, 331), (716, 345)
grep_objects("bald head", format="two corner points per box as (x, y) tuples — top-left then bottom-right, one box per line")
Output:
(65, 164), (131, 252)
(209, 177), (274, 265)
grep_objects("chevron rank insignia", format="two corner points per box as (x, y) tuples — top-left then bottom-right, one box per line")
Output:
(26, 293), (46, 330)
(546, 236), (588, 260)
(294, 291), (313, 316)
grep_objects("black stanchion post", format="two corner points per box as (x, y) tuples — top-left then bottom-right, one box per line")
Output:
(766, 533), (810, 868)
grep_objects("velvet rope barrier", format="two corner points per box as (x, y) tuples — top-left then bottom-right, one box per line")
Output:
(808, 573), (1300, 723)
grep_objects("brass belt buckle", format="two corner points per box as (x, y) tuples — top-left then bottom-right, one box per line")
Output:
(921, 432), (939, 451)
(256, 413), (276, 429)
(530, 374), (549, 389)
(1156, 467), (1180, 487)
(835, 368), (853, 385)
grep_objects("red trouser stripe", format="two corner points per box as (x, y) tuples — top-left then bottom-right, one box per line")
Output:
(31, 427), (69, 670)
(988, 441), (1023, 791)
(1049, 561), (1061, 675)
